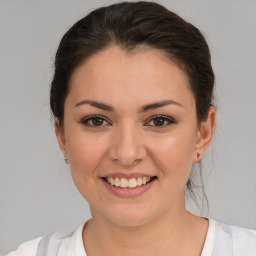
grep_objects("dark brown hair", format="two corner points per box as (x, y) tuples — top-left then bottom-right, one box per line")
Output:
(50, 1), (214, 212)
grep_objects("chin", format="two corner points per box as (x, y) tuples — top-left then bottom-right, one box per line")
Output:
(104, 205), (156, 227)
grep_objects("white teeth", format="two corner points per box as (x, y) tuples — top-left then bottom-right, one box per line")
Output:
(137, 177), (143, 186)
(114, 177), (120, 187)
(105, 176), (154, 188)
(120, 178), (128, 188)
(110, 177), (115, 185)
(128, 178), (137, 188)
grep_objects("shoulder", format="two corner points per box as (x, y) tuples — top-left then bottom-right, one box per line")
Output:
(5, 237), (42, 256)
(214, 220), (256, 255)
(5, 220), (88, 256)
(216, 220), (256, 242)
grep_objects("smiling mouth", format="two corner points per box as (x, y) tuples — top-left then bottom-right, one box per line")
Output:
(102, 176), (157, 189)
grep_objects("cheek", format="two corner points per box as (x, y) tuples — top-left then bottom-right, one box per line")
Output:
(150, 129), (196, 180)
(65, 130), (107, 186)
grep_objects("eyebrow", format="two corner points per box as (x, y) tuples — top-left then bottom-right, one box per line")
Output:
(74, 99), (183, 113)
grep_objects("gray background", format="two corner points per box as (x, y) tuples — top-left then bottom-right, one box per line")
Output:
(0, 0), (256, 254)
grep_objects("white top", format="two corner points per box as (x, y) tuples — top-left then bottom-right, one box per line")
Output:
(6, 218), (256, 256)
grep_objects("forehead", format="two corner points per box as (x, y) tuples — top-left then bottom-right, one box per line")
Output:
(68, 45), (195, 110)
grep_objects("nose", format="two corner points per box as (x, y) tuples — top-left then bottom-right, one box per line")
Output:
(108, 123), (147, 167)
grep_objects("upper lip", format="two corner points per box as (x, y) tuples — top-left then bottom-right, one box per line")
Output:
(102, 173), (156, 179)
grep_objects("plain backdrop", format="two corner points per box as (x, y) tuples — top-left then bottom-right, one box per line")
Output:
(0, 0), (256, 254)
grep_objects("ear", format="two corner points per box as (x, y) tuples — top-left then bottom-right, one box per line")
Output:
(193, 106), (216, 163)
(55, 118), (67, 157)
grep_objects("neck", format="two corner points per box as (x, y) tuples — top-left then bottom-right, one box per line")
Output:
(82, 196), (201, 256)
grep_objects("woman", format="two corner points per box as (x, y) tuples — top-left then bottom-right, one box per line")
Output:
(7, 1), (256, 255)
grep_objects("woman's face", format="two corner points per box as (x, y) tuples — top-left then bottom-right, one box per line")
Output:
(56, 45), (214, 226)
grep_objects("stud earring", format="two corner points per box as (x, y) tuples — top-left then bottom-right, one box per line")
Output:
(64, 157), (68, 164)
(197, 153), (202, 161)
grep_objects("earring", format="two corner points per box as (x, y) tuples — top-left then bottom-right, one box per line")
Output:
(197, 153), (202, 161)
(64, 157), (68, 164)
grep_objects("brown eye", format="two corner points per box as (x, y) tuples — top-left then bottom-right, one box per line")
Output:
(153, 117), (165, 126)
(147, 115), (175, 127)
(92, 117), (104, 126)
(81, 115), (109, 127)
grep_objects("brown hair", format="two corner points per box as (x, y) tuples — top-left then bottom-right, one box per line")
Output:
(50, 1), (214, 212)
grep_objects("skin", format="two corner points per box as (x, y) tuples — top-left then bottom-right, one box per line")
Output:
(56, 45), (216, 256)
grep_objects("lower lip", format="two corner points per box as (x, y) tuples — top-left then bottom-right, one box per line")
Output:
(102, 178), (157, 198)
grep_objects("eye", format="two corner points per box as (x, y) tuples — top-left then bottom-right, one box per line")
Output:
(81, 115), (110, 127)
(146, 115), (176, 127)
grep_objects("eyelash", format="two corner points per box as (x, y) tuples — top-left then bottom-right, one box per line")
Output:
(81, 115), (176, 128)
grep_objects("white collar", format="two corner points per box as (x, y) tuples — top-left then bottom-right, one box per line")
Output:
(201, 218), (216, 256)
(67, 221), (88, 256)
